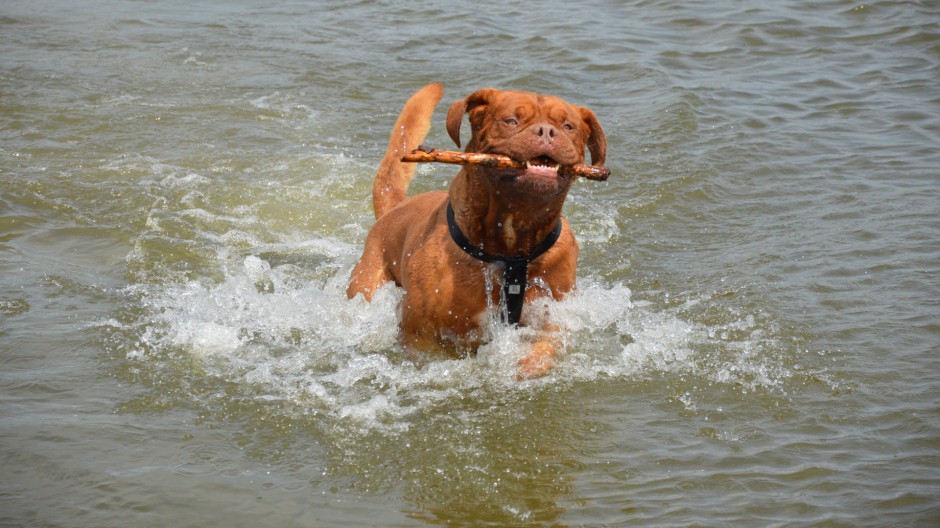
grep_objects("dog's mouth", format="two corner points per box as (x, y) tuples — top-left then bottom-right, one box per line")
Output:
(490, 154), (572, 195)
(480, 149), (575, 194)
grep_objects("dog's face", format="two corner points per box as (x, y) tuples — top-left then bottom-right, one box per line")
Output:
(446, 89), (606, 197)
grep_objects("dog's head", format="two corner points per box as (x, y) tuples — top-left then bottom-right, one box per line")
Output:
(446, 88), (606, 195)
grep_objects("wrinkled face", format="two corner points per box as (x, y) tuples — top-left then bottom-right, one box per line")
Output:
(447, 89), (606, 197)
(475, 91), (589, 166)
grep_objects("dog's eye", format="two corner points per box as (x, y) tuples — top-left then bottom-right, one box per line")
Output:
(562, 122), (576, 132)
(502, 118), (519, 126)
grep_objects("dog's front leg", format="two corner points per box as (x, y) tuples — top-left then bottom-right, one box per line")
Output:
(346, 240), (392, 302)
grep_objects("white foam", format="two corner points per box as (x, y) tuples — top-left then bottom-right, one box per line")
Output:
(126, 240), (793, 433)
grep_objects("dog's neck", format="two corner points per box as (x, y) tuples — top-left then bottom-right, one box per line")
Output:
(448, 167), (570, 257)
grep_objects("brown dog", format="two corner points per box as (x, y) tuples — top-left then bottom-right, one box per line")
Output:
(347, 83), (606, 378)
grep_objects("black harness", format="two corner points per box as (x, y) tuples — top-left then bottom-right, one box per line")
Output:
(446, 202), (562, 325)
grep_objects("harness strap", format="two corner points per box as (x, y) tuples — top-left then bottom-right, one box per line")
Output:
(446, 202), (562, 325)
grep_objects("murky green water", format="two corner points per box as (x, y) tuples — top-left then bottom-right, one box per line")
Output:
(2, 0), (938, 526)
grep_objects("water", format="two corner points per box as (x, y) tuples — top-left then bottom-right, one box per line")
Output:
(2, 0), (938, 525)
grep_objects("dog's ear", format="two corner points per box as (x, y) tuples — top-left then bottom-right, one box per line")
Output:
(446, 88), (500, 149)
(580, 107), (607, 166)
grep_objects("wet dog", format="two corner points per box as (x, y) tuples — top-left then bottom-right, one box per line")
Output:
(347, 83), (606, 378)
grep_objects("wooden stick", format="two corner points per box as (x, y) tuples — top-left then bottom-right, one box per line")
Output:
(401, 146), (610, 181)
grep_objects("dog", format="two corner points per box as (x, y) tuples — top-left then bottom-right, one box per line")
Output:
(347, 83), (606, 379)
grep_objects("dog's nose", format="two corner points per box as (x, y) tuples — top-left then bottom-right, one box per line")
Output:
(531, 123), (558, 144)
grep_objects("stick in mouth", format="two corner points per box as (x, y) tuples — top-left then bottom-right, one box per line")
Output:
(401, 145), (611, 181)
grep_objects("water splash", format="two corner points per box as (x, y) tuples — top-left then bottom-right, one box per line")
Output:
(110, 240), (799, 435)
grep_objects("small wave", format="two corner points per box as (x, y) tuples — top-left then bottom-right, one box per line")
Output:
(248, 92), (319, 124)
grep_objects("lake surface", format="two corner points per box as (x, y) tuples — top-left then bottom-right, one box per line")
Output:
(2, 0), (938, 526)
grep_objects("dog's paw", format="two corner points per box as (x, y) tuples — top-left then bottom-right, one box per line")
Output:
(516, 343), (557, 380)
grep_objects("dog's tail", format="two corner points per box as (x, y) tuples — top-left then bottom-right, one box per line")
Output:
(372, 83), (444, 219)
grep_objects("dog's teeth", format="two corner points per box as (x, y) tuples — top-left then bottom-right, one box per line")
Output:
(525, 161), (560, 170)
